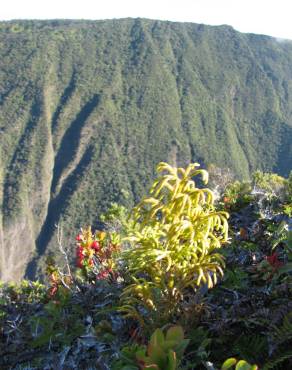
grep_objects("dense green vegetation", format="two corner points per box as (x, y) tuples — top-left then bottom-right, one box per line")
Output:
(0, 19), (292, 280)
(0, 163), (291, 369)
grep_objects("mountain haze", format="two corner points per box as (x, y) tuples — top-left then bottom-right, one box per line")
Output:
(0, 19), (292, 281)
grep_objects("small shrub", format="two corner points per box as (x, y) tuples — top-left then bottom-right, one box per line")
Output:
(121, 162), (229, 325)
(252, 170), (286, 199)
(223, 181), (252, 210)
(75, 226), (121, 282)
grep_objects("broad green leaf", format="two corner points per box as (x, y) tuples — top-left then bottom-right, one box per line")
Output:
(162, 340), (177, 351)
(167, 350), (177, 370)
(235, 360), (254, 370)
(166, 326), (184, 342)
(150, 329), (165, 347)
(147, 344), (167, 368)
(221, 358), (237, 370)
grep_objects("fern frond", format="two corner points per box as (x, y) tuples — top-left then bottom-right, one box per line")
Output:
(262, 350), (292, 370)
(233, 334), (268, 363)
(272, 312), (292, 346)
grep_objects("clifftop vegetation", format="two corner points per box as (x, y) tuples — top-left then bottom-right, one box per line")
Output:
(0, 162), (291, 369)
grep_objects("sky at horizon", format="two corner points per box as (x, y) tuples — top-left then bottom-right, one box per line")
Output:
(2, 0), (292, 41)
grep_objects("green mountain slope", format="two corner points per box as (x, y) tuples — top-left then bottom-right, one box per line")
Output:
(0, 19), (292, 281)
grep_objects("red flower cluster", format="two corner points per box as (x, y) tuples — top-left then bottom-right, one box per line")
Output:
(266, 252), (283, 270)
(76, 241), (99, 268)
(96, 269), (111, 280)
(75, 227), (120, 281)
(75, 229), (102, 267)
(76, 245), (84, 268)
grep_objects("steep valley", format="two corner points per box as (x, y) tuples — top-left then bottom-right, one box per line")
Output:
(0, 19), (292, 281)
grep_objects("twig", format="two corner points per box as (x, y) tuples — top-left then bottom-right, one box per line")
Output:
(55, 223), (80, 292)
(56, 223), (72, 278)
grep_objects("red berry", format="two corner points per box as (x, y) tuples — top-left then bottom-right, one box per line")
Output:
(76, 234), (83, 241)
(76, 254), (84, 268)
(96, 269), (109, 280)
(76, 246), (84, 258)
(91, 241), (100, 251)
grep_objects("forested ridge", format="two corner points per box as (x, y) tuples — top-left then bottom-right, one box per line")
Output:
(0, 18), (292, 280)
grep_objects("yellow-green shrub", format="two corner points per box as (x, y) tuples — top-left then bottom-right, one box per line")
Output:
(252, 170), (286, 197)
(121, 162), (229, 323)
